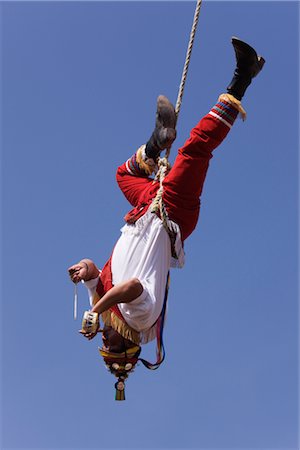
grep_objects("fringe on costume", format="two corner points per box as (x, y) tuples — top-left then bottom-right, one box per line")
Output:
(101, 309), (158, 345)
(218, 93), (247, 121)
(101, 310), (140, 345)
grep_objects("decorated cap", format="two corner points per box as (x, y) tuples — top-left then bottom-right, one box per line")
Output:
(98, 272), (170, 400)
(99, 345), (141, 401)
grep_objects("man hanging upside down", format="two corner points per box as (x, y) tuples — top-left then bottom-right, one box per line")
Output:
(68, 38), (265, 400)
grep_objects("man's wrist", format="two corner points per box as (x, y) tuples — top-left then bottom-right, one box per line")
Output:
(79, 259), (100, 281)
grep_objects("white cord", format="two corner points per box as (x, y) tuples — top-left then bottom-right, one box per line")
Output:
(74, 283), (78, 320)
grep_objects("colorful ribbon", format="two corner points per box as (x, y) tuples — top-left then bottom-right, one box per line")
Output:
(138, 271), (170, 370)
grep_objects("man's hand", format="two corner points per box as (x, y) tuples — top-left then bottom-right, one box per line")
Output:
(68, 259), (100, 283)
(79, 311), (100, 341)
(68, 262), (89, 283)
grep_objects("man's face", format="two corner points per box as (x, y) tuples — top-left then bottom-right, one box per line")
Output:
(102, 326), (125, 353)
(102, 325), (137, 353)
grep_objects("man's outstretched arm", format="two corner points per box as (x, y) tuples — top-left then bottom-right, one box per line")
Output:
(68, 259), (143, 313)
(90, 278), (143, 315)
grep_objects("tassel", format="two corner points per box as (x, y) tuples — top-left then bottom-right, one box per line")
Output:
(115, 379), (125, 401)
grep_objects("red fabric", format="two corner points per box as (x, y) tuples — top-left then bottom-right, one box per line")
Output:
(99, 112), (232, 321)
(101, 113), (231, 290)
(98, 256), (113, 294)
(98, 256), (126, 323)
(116, 113), (231, 241)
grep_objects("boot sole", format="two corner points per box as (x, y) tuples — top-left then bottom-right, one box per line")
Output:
(156, 95), (177, 129)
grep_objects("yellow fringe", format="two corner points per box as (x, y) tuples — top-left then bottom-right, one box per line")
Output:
(218, 93), (247, 121)
(92, 290), (101, 306)
(93, 284), (141, 344)
(101, 310), (141, 345)
(136, 145), (156, 175)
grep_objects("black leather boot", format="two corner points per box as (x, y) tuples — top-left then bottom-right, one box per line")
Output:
(145, 95), (177, 161)
(227, 37), (265, 100)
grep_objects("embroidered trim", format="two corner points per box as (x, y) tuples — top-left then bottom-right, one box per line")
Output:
(136, 145), (157, 175)
(209, 111), (233, 129)
(209, 98), (239, 129)
(218, 93), (247, 121)
(125, 159), (135, 175)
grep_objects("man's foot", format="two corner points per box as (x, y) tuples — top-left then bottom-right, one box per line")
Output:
(231, 37), (265, 78)
(68, 258), (100, 283)
(145, 95), (177, 161)
(227, 37), (265, 100)
(155, 95), (177, 148)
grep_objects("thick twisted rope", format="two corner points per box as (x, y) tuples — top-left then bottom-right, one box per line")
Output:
(175, 0), (203, 120)
(151, 0), (203, 252)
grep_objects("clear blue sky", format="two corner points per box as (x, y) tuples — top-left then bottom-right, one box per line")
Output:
(1, 1), (299, 449)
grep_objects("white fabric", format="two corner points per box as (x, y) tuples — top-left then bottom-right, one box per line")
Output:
(82, 277), (99, 307)
(111, 210), (184, 332)
(83, 210), (185, 333)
